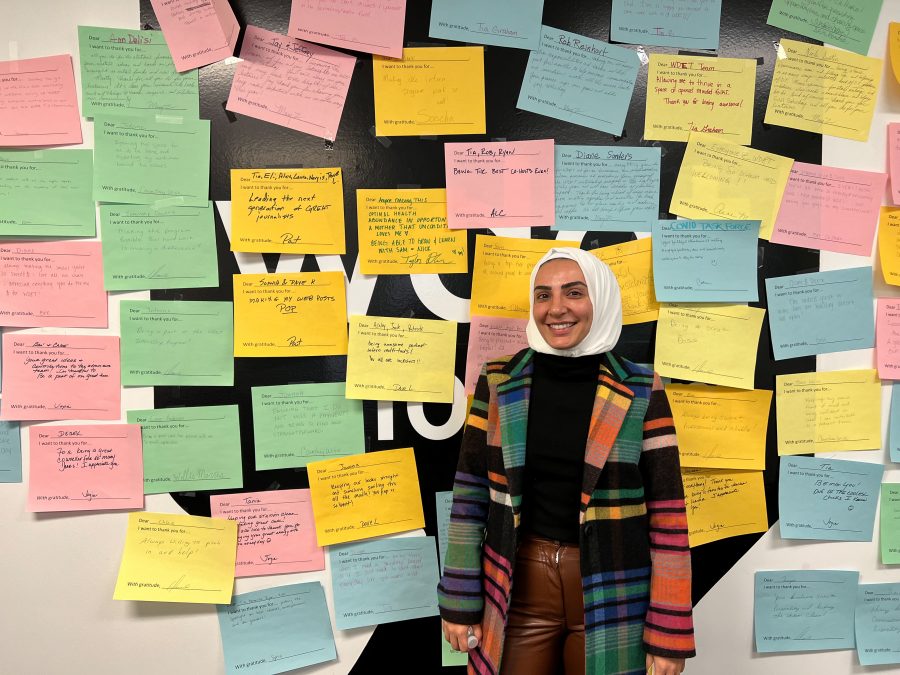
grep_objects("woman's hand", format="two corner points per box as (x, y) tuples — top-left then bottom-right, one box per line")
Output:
(441, 619), (482, 653)
(646, 654), (685, 675)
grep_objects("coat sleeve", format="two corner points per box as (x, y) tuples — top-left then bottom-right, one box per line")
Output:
(638, 373), (696, 658)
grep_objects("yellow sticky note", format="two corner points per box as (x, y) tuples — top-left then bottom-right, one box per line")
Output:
(308, 447), (425, 546)
(667, 384), (772, 470)
(233, 271), (348, 357)
(671, 136), (793, 240)
(373, 47), (486, 137)
(878, 207), (900, 286)
(682, 468), (768, 547)
(655, 304), (765, 390)
(113, 512), (237, 603)
(346, 315), (457, 403)
(776, 369), (881, 455)
(592, 238), (659, 325)
(765, 38), (882, 142)
(645, 54), (757, 145)
(891, 23), (900, 85)
(357, 188), (467, 275)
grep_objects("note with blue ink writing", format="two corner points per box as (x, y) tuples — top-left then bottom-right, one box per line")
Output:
(0, 421), (21, 483)
(890, 384), (900, 463)
(429, 0), (544, 50)
(855, 583), (900, 665)
(611, 0), (722, 50)
(767, 0), (882, 56)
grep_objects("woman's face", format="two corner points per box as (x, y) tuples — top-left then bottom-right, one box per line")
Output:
(532, 259), (594, 350)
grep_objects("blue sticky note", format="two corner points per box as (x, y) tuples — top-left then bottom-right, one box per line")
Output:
(890, 384), (900, 463)
(330, 536), (440, 630)
(217, 582), (336, 675)
(435, 491), (453, 573)
(518, 27), (639, 135)
(429, 0), (544, 50)
(779, 455), (884, 541)
(856, 583), (900, 665)
(766, 267), (874, 360)
(554, 145), (660, 231)
(754, 570), (858, 652)
(653, 220), (759, 302)
(611, 0), (722, 50)
(0, 420), (22, 483)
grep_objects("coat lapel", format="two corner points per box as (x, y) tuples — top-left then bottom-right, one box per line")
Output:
(492, 349), (534, 513)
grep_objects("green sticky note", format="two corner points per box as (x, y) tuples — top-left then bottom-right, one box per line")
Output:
(128, 405), (243, 494)
(93, 114), (210, 206)
(120, 300), (233, 386)
(767, 0), (883, 56)
(0, 150), (95, 237)
(882, 483), (900, 564)
(100, 202), (218, 290)
(441, 628), (469, 666)
(77, 25), (199, 118)
(251, 382), (365, 470)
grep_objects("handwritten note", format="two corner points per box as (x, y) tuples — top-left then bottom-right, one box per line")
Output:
(879, 207), (900, 287)
(289, 0), (406, 57)
(429, 0), (543, 49)
(652, 219), (759, 302)
(776, 369), (880, 455)
(435, 491), (453, 572)
(878, 299), (900, 380)
(655, 304), (764, 390)
(227, 25), (355, 140)
(28, 424), (143, 512)
(77, 25), (199, 118)
(0, 421), (22, 483)
(611, 0), (722, 49)
(518, 27), (638, 135)
(308, 447), (425, 546)
(0, 241), (107, 328)
(127, 405), (243, 493)
(330, 536), (440, 629)
(346, 316), (456, 403)
(0, 334), (120, 421)
(357, 188), (466, 274)
(767, 0), (882, 56)
(592, 238), (659, 324)
(210, 489), (323, 577)
(149, 0), (239, 71)
(554, 145), (660, 231)
(465, 316), (529, 394)
(0, 54), (81, 146)
(890, 124), (900, 204)
(882, 484), (900, 564)
(765, 267), (874, 360)
(666, 384), (771, 470)
(113, 512), (237, 604)
(251, 382), (365, 469)
(233, 271), (347, 357)
(892, 23), (900, 85)
(682, 468), (768, 547)
(855, 583), (900, 665)
(891, 384), (900, 463)
(230, 168), (344, 254)
(765, 39), (882, 142)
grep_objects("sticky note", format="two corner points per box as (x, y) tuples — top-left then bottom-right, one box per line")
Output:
(776, 369), (881, 455)
(771, 162), (886, 255)
(429, 0), (544, 50)
(645, 54), (756, 144)
(671, 137), (793, 240)
(611, 0), (722, 49)
(330, 536), (440, 629)
(882, 484), (900, 564)
(766, 267), (874, 360)
(655, 304), (765, 390)
(114, 512), (237, 604)
(554, 145), (660, 231)
(217, 583), (336, 675)
(442, 629), (469, 666)
(289, 0), (406, 57)
(767, 0), (882, 56)
(765, 39), (881, 142)
(346, 316), (457, 403)
(518, 27), (639, 135)
(465, 316), (529, 394)
(0, 54), (81, 147)
(230, 168), (345, 254)
(682, 468), (768, 547)
(890, 384), (900, 463)
(667, 384), (771, 470)
(0, 241), (107, 328)
(878, 299), (900, 380)
(233, 271), (348, 357)
(652, 220), (759, 302)
(127, 405), (243, 494)
(890, 124), (900, 205)
(357, 188), (466, 274)
(0, 421), (22, 483)
(0, 334), (120, 421)
(435, 491), (453, 572)
(251, 382), (365, 470)
(120, 300), (234, 387)
(210, 489), (324, 577)
(373, 47), (486, 137)
(855, 583), (900, 665)
(149, 0), (239, 72)
(891, 23), (900, 85)
(308, 447), (425, 546)
(879, 207), (900, 286)
(28, 424), (143, 512)
(592, 238), (660, 324)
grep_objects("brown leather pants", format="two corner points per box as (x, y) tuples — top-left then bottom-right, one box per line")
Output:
(499, 534), (585, 675)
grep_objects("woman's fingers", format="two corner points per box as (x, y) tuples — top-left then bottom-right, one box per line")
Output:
(441, 620), (475, 652)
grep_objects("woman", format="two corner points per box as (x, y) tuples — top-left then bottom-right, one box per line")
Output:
(438, 247), (695, 675)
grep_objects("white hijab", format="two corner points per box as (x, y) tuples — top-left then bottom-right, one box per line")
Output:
(525, 247), (623, 357)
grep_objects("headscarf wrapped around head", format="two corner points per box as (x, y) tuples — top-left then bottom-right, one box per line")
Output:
(525, 247), (623, 357)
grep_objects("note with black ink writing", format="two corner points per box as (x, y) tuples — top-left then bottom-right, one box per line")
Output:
(0, 421), (22, 483)
(0, 55), (81, 146)
(592, 239), (660, 324)
(882, 484), (900, 564)
(879, 207), (900, 287)
(855, 583), (900, 665)
(682, 468), (767, 547)
(878, 299), (900, 380)
(611, 0), (722, 50)
(465, 316), (529, 394)
(435, 491), (453, 572)
(429, 0), (543, 50)
(149, 0), (239, 72)
(289, 0), (406, 57)
(767, 0), (882, 56)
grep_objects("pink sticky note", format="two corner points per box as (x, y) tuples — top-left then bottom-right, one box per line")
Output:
(28, 424), (143, 512)
(288, 0), (407, 58)
(465, 315), (530, 394)
(445, 139), (556, 229)
(0, 54), (82, 147)
(0, 241), (107, 328)
(877, 298), (900, 380)
(771, 161), (886, 256)
(0, 334), (120, 421)
(226, 25), (356, 140)
(149, 0), (240, 72)
(889, 123), (900, 205)
(210, 488), (324, 577)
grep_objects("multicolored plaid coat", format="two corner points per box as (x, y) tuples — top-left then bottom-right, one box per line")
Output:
(438, 349), (695, 675)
